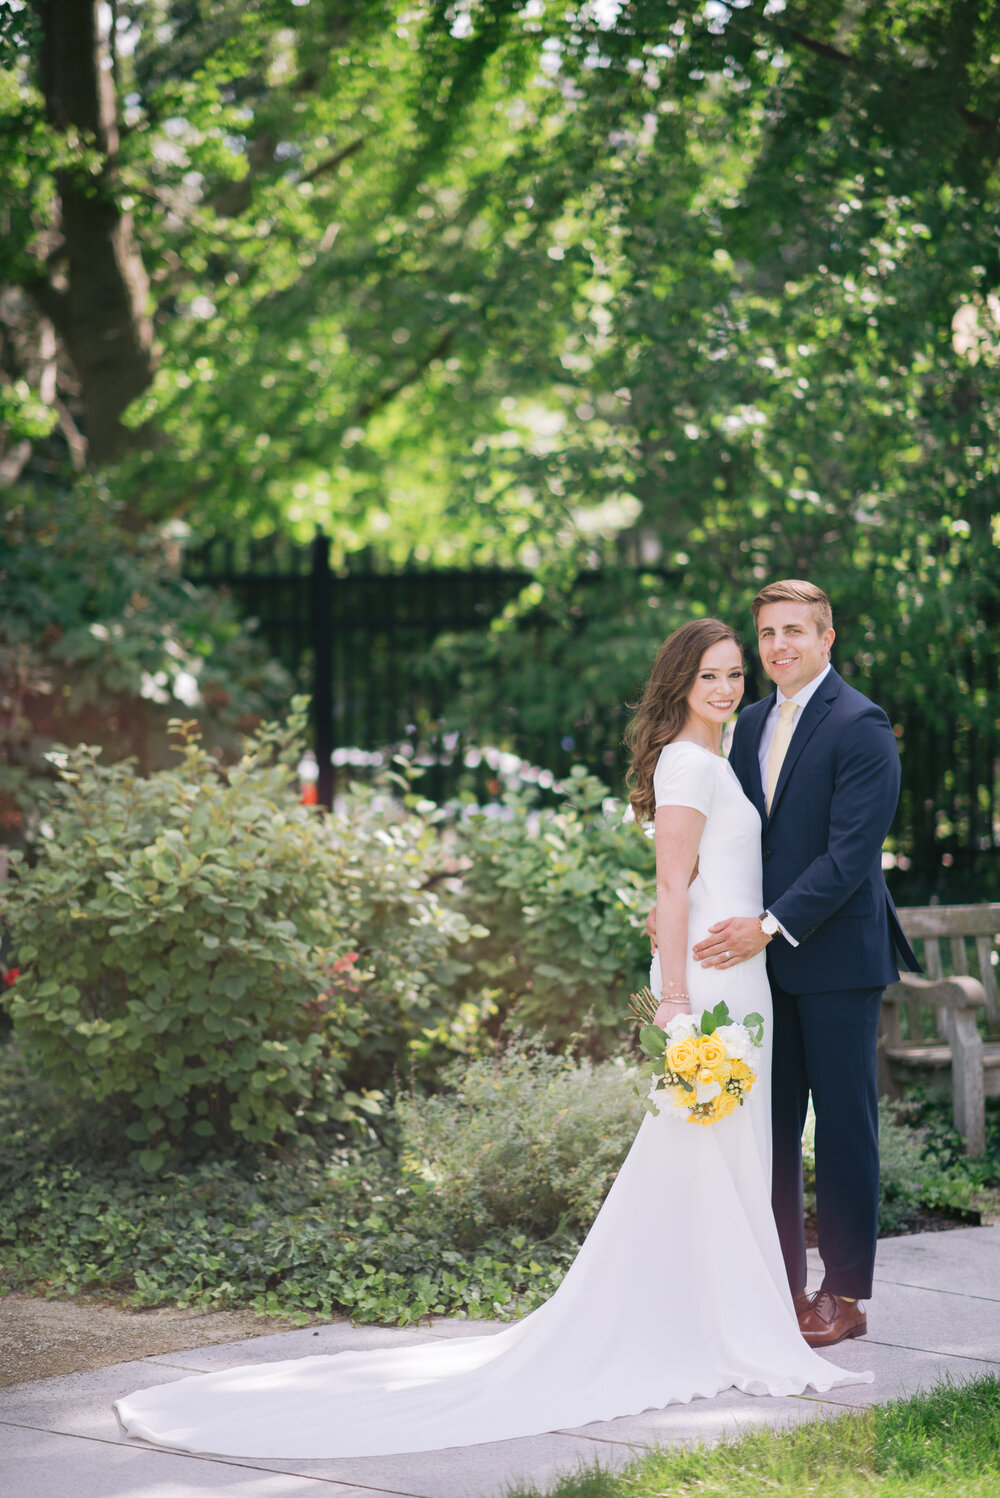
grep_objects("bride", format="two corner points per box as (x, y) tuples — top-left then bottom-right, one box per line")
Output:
(116, 619), (871, 1459)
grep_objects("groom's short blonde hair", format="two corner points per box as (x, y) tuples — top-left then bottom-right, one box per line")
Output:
(751, 579), (833, 635)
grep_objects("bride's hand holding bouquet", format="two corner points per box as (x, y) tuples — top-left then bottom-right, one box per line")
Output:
(628, 988), (764, 1126)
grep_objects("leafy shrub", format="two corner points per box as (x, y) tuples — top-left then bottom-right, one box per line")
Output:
(0, 487), (292, 852)
(878, 1094), (1000, 1231)
(803, 1097), (999, 1236)
(0, 710), (380, 1166)
(396, 1048), (641, 1242)
(447, 768), (655, 1057)
(322, 780), (492, 1094)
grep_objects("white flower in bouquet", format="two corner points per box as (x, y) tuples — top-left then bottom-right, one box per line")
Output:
(713, 1023), (755, 1063)
(664, 1011), (699, 1041)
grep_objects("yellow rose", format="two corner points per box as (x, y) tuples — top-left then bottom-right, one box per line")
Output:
(697, 1035), (728, 1067)
(666, 1037), (698, 1074)
(714, 1093), (739, 1119)
(696, 1067), (717, 1087)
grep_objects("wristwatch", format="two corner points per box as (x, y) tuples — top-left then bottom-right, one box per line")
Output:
(758, 911), (780, 938)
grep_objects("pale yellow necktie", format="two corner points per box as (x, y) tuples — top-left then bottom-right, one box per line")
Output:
(765, 700), (799, 813)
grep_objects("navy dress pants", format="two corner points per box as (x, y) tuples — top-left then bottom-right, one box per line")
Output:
(769, 980), (883, 1301)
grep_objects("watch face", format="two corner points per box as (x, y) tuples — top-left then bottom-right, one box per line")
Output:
(762, 915), (779, 935)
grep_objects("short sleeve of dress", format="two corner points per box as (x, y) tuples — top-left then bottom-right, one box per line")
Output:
(652, 744), (717, 816)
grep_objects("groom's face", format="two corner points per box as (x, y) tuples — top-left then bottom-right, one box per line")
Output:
(756, 602), (835, 696)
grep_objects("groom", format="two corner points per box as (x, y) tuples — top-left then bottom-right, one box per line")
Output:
(691, 579), (919, 1348)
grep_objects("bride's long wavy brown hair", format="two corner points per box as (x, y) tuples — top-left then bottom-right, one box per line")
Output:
(625, 619), (744, 825)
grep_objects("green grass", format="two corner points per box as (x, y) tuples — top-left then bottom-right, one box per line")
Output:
(505, 1378), (1000, 1498)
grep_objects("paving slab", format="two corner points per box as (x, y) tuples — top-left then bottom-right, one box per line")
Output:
(790, 1339), (999, 1408)
(219, 1432), (638, 1498)
(2, 1225), (999, 1498)
(141, 1322), (442, 1373)
(555, 1384), (852, 1446)
(871, 1224), (1000, 1299)
(865, 1279), (1000, 1362)
(1, 1424), (408, 1498)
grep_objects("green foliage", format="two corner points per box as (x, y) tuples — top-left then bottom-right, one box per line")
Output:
(320, 777), (494, 1093)
(418, 571), (683, 785)
(802, 1097), (1000, 1237)
(396, 1048), (641, 1243)
(0, 710), (382, 1165)
(0, 1041), (578, 1324)
(0, 488), (292, 850)
(0, 1149), (576, 1327)
(2, 1), (996, 883)
(447, 768), (655, 1057)
(506, 1378), (1000, 1498)
(875, 1375), (1000, 1482)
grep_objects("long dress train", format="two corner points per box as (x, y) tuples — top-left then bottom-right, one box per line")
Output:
(116, 742), (872, 1458)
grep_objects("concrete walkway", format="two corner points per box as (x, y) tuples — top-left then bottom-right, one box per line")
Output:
(3, 1225), (999, 1498)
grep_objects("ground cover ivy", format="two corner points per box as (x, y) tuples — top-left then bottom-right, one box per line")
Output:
(0, 1045), (579, 1325)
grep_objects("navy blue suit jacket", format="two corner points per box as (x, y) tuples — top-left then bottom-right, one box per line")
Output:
(729, 668), (919, 994)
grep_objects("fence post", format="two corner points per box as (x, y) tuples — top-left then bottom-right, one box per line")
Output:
(311, 531), (334, 809)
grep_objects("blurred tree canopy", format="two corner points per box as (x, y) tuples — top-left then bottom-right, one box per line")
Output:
(0, 0), (996, 877)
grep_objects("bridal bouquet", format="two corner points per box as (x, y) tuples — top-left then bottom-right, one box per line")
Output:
(627, 990), (764, 1125)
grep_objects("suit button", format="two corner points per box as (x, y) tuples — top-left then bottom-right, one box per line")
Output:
(762, 849), (772, 860)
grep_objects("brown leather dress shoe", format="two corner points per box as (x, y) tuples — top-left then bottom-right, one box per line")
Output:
(797, 1290), (867, 1348)
(793, 1290), (813, 1317)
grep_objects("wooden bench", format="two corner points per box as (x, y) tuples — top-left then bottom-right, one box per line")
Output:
(878, 903), (1000, 1156)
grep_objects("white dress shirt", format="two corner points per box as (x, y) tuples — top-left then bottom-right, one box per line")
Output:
(756, 662), (832, 947)
(756, 662), (832, 789)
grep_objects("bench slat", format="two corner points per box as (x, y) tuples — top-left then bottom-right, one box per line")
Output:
(974, 935), (999, 1028)
(922, 936), (944, 981)
(899, 904), (1000, 939)
(950, 935), (970, 976)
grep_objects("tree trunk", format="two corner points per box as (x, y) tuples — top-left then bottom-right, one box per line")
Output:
(34, 0), (156, 465)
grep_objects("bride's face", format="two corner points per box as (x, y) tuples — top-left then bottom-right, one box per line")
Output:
(685, 640), (745, 730)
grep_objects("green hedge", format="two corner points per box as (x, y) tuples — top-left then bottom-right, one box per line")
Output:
(447, 768), (655, 1057)
(0, 712), (484, 1165)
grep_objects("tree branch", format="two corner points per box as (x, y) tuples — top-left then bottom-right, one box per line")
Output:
(0, 440), (32, 488)
(352, 329), (456, 425)
(300, 137), (364, 185)
(713, 2), (1000, 138)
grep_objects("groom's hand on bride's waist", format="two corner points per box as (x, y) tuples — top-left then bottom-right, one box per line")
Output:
(693, 917), (772, 969)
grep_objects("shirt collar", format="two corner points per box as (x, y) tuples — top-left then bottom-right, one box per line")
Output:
(776, 661), (832, 711)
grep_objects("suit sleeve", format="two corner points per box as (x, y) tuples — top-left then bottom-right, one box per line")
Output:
(768, 706), (901, 941)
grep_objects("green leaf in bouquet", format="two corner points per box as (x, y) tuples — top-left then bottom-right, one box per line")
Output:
(699, 1000), (731, 1036)
(639, 1024), (666, 1057)
(743, 1011), (765, 1046)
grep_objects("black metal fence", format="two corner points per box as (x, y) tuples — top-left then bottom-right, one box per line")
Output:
(184, 533), (998, 899)
(184, 533), (533, 805)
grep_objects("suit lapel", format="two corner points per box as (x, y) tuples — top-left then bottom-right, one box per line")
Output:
(767, 669), (841, 820)
(739, 696), (773, 820)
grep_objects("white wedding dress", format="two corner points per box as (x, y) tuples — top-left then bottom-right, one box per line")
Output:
(116, 742), (872, 1459)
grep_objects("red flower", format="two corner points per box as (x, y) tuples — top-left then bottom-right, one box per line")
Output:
(2, 968), (19, 987)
